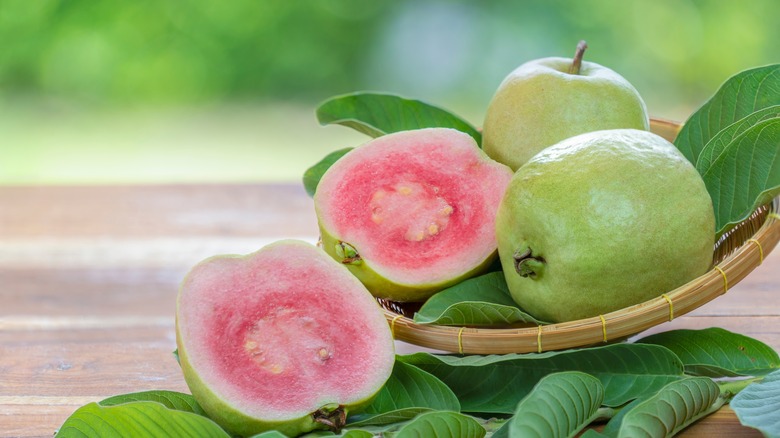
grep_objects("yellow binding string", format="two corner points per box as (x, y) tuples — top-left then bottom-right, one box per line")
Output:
(457, 327), (466, 355)
(713, 266), (729, 294)
(768, 212), (780, 221)
(537, 325), (543, 353)
(389, 314), (403, 339)
(747, 238), (764, 264)
(661, 294), (674, 321)
(599, 315), (608, 343)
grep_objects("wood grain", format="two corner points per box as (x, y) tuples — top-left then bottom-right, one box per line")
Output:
(0, 184), (777, 437)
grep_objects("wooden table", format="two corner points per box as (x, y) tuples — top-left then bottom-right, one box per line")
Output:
(1, 184), (776, 437)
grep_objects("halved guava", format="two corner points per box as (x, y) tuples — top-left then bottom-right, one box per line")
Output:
(314, 128), (514, 302)
(175, 240), (395, 437)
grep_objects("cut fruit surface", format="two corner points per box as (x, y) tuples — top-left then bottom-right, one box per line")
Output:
(314, 128), (513, 301)
(176, 240), (395, 436)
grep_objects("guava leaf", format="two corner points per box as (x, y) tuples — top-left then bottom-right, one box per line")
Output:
(613, 377), (725, 438)
(316, 92), (482, 145)
(302, 147), (353, 197)
(695, 105), (780, 171)
(399, 343), (684, 414)
(347, 408), (433, 428)
(636, 328), (780, 377)
(590, 398), (645, 438)
(250, 432), (289, 438)
(337, 431), (373, 438)
(55, 401), (230, 437)
(674, 64), (780, 165)
(391, 411), (486, 438)
(298, 430), (374, 438)
(98, 390), (206, 416)
(505, 372), (604, 438)
(696, 117), (780, 236)
(413, 272), (547, 326)
(359, 360), (460, 416)
(731, 369), (780, 437)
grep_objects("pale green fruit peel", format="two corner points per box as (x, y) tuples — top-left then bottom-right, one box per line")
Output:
(320, 227), (498, 302)
(495, 129), (715, 323)
(483, 44), (649, 171)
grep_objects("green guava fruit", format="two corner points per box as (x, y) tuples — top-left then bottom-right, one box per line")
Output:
(175, 239), (395, 437)
(495, 129), (715, 323)
(482, 41), (650, 171)
(313, 127), (514, 302)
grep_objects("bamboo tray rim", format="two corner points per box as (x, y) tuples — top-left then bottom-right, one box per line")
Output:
(384, 198), (779, 354)
(381, 118), (780, 354)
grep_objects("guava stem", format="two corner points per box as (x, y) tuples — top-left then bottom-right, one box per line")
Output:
(513, 247), (545, 278)
(568, 40), (588, 75)
(335, 241), (362, 265)
(313, 405), (346, 432)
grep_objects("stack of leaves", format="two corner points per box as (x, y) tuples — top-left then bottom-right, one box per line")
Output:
(57, 328), (780, 437)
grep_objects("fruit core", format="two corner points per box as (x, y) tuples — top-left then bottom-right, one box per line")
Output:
(198, 281), (379, 417)
(369, 181), (454, 243)
(242, 308), (335, 376)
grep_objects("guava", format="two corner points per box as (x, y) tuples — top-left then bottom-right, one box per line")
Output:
(175, 239), (395, 437)
(495, 129), (715, 323)
(313, 128), (514, 302)
(482, 41), (649, 171)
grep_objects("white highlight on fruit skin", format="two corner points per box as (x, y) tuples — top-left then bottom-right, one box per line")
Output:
(368, 181), (455, 242)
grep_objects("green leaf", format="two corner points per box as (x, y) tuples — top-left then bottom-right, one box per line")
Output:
(695, 105), (780, 171)
(316, 92), (482, 145)
(594, 399), (645, 437)
(413, 272), (546, 326)
(55, 401), (229, 437)
(299, 430), (374, 438)
(674, 64), (780, 165)
(391, 411), (486, 438)
(302, 147), (353, 197)
(731, 369), (780, 437)
(696, 117), (780, 235)
(249, 432), (289, 438)
(338, 431), (373, 438)
(399, 343), (684, 414)
(99, 390), (206, 416)
(637, 328), (780, 377)
(507, 372), (604, 438)
(348, 408), (433, 428)
(360, 360), (460, 416)
(614, 377), (725, 438)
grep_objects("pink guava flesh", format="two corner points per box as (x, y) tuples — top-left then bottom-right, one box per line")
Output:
(177, 240), (395, 424)
(315, 128), (513, 288)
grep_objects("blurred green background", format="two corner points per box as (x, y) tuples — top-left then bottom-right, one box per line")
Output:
(2, 0), (778, 185)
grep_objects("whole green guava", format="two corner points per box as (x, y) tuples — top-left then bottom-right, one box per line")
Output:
(482, 41), (649, 171)
(495, 129), (715, 323)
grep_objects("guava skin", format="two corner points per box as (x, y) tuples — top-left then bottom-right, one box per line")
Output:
(314, 128), (513, 302)
(176, 339), (325, 437)
(319, 227), (498, 302)
(495, 129), (715, 323)
(482, 56), (650, 171)
(175, 240), (395, 437)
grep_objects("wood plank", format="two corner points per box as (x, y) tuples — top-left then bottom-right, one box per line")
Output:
(0, 184), (319, 238)
(1, 185), (778, 437)
(0, 326), (187, 438)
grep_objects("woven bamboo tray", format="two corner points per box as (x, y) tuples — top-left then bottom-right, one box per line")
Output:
(380, 118), (780, 354)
